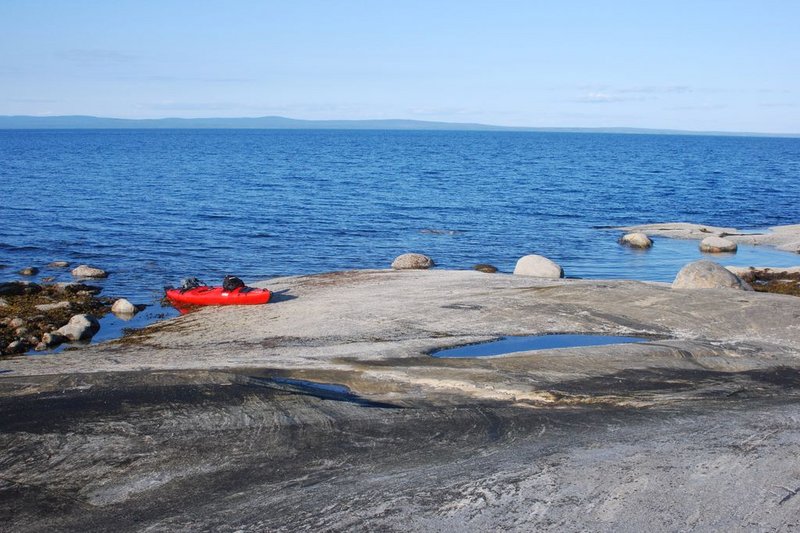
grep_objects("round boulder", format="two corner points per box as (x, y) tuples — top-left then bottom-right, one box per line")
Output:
(112, 298), (137, 317)
(71, 265), (108, 278)
(513, 255), (564, 278)
(699, 236), (737, 253)
(56, 314), (100, 341)
(391, 253), (435, 270)
(672, 260), (752, 290)
(619, 233), (653, 249)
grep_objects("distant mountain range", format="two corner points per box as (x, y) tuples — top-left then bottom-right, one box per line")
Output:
(0, 115), (796, 137)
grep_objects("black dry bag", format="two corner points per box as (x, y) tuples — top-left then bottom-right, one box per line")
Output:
(222, 275), (245, 291)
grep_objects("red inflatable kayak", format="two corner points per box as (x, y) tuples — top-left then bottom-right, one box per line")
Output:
(166, 286), (272, 307)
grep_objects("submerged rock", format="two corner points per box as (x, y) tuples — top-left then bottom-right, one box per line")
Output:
(18, 267), (39, 276)
(619, 232), (653, 249)
(40, 331), (68, 349)
(56, 314), (100, 341)
(48, 261), (70, 268)
(513, 255), (564, 278)
(391, 253), (435, 270)
(71, 265), (108, 279)
(672, 260), (752, 290)
(700, 236), (737, 253)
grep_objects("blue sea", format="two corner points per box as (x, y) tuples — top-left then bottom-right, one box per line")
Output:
(2, 129), (799, 339)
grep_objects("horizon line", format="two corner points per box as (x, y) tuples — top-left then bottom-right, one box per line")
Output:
(1, 114), (798, 138)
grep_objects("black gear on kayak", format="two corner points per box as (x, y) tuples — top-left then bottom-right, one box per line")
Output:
(222, 275), (245, 291)
(180, 277), (206, 291)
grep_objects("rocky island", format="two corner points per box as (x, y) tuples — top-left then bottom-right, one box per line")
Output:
(2, 225), (800, 531)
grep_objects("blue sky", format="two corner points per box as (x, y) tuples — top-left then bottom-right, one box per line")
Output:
(0, 1), (798, 132)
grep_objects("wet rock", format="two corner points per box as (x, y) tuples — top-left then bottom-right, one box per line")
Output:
(5, 340), (26, 354)
(71, 265), (108, 279)
(18, 266), (39, 276)
(35, 301), (72, 312)
(619, 232), (653, 249)
(391, 253), (435, 270)
(473, 263), (498, 273)
(48, 261), (70, 268)
(513, 255), (564, 278)
(41, 332), (67, 349)
(40, 276), (55, 282)
(0, 281), (42, 296)
(56, 314), (100, 341)
(672, 260), (752, 290)
(700, 236), (737, 253)
(112, 298), (137, 317)
(54, 282), (102, 295)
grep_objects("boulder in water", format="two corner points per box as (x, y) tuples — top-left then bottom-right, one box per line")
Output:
(619, 232), (653, 249)
(473, 263), (498, 273)
(112, 298), (137, 317)
(71, 265), (108, 279)
(18, 266), (39, 276)
(513, 255), (564, 278)
(56, 314), (100, 341)
(672, 260), (751, 290)
(391, 253), (435, 270)
(699, 236), (737, 253)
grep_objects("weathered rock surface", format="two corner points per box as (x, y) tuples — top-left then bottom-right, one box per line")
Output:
(621, 222), (800, 252)
(111, 298), (136, 317)
(71, 264), (108, 278)
(619, 232), (653, 248)
(513, 254), (564, 278)
(2, 269), (800, 531)
(699, 235), (737, 253)
(672, 260), (752, 290)
(56, 314), (100, 341)
(391, 253), (434, 270)
(34, 301), (72, 312)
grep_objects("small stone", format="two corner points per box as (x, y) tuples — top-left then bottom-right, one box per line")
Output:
(391, 253), (435, 270)
(35, 301), (72, 312)
(41, 276), (55, 282)
(18, 266), (39, 276)
(619, 232), (653, 249)
(0, 297), (7, 307)
(48, 261), (71, 268)
(9, 318), (25, 329)
(513, 255), (564, 278)
(71, 265), (108, 278)
(34, 342), (48, 351)
(699, 236), (737, 253)
(672, 260), (752, 290)
(14, 326), (29, 337)
(112, 298), (137, 317)
(56, 314), (100, 341)
(473, 264), (498, 273)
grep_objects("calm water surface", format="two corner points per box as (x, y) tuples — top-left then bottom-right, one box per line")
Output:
(2, 130), (799, 313)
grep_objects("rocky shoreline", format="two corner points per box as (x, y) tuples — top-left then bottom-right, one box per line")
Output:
(2, 224), (800, 531)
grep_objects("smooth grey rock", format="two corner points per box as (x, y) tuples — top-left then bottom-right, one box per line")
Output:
(513, 255), (564, 278)
(391, 253), (435, 270)
(700, 236), (737, 253)
(672, 260), (752, 290)
(56, 314), (100, 341)
(35, 301), (72, 312)
(18, 266), (39, 276)
(71, 265), (108, 279)
(48, 261), (71, 268)
(112, 298), (137, 317)
(619, 232), (653, 248)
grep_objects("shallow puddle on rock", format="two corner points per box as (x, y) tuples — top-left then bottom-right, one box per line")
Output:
(432, 334), (649, 358)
